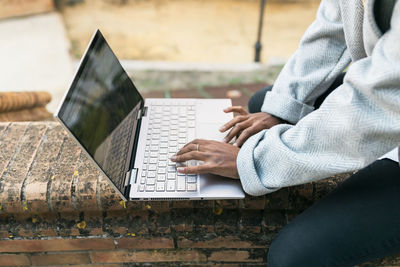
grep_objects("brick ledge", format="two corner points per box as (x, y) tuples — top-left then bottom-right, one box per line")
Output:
(0, 121), (347, 214)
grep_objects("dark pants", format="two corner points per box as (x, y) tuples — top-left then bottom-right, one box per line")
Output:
(248, 74), (400, 267)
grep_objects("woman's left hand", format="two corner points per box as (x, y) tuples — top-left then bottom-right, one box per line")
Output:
(170, 139), (240, 179)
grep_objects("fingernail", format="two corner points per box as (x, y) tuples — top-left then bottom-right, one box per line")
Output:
(233, 143), (238, 147)
(177, 167), (185, 173)
(219, 126), (225, 131)
(170, 156), (177, 161)
(223, 137), (228, 142)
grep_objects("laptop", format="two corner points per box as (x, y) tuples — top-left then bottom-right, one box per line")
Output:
(55, 30), (245, 201)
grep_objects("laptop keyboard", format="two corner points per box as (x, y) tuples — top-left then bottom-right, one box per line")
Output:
(139, 101), (198, 193)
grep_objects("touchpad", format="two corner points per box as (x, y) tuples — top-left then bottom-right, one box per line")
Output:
(197, 122), (227, 142)
(196, 101), (232, 123)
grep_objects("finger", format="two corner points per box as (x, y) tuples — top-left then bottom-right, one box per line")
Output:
(234, 127), (259, 147)
(176, 143), (197, 155)
(171, 151), (205, 162)
(224, 120), (251, 143)
(176, 139), (207, 155)
(223, 106), (248, 115)
(219, 115), (248, 133)
(177, 164), (212, 174)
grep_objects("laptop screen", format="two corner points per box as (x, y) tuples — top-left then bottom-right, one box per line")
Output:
(57, 30), (143, 194)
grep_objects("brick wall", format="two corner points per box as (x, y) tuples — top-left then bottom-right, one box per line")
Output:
(0, 121), (399, 266)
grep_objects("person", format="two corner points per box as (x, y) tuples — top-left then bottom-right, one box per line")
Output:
(171, 0), (400, 266)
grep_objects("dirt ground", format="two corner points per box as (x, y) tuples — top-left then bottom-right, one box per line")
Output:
(62, 0), (319, 63)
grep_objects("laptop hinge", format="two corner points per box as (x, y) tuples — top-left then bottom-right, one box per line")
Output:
(136, 106), (148, 120)
(124, 171), (131, 187)
(141, 106), (148, 117)
(130, 168), (138, 184)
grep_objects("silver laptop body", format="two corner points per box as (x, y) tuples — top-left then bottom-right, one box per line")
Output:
(55, 30), (244, 201)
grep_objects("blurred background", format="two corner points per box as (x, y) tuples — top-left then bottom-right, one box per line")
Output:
(0, 0), (319, 116)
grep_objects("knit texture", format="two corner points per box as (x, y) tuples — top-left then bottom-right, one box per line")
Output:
(238, 0), (400, 196)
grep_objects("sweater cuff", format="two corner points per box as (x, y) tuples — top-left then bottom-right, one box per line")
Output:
(261, 91), (315, 124)
(237, 130), (280, 196)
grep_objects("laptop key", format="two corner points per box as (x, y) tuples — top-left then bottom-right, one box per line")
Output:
(139, 185), (145, 192)
(156, 182), (165, 192)
(160, 142), (168, 148)
(167, 166), (176, 173)
(167, 173), (176, 180)
(158, 168), (166, 174)
(187, 175), (197, 183)
(157, 174), (166, 181)
(148, 164), (157, 171)
(147, 178), (155, 185)
(146, 185), (155, 192)
(177, 176), (186, 191)
(166, 181), (175, 191)
(147, 171), (156, 178)
(187, 183), (197, 191)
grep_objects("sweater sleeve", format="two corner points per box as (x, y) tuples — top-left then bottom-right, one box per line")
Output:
(238, 1), (400, 196)
(262, 0), (351, 124)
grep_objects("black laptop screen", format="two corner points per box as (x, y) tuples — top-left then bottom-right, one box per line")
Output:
(58, 30), (143, 193)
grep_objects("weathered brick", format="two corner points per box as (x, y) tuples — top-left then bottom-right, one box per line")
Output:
(314, 174), (349, 201)
(104, 210), (129, 236)
(288, 183), (314, 210)
(90, 250), (206, 263)
(24, 123), (66, 213)
(178, 236), (266, 249)
(126, 210), (149, 235)
(58, 212), (81, 237)
(0, 123), (47, 213)
(98, 175), (124, 211)
(148, 211), (171, 234)
(0, 123), (28, 182)
(216, 199), (239, 209)
(208, 250), (263, 262)
(172, 201), (193, 209)
(265, 188), (289, 210)
(172, 209), (194, 232)
(116, 237), (174, 249)
(82, 211), (104, 236)
(48, 136), (81, 212)
(262, 211), (286, 231)
(0, 238), (115, 252)
(242, 196), (266, 210)
(0, 254), (30, 266)
(55, 265), (121, 267)
(31, 252), (90, 265)
(239, 210), (263, 234)
(74, 153), (101, 211)
(215, 209), (238, 235)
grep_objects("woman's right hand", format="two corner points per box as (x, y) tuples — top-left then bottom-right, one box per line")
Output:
(219, 106), (285, 147)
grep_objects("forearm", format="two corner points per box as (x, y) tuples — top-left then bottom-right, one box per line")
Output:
(238, 4), (400, 195)
(262, 0), (351, 124)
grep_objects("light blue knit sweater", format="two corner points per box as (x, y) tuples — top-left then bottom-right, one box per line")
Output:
(237, 0), (400, 196)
